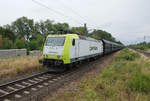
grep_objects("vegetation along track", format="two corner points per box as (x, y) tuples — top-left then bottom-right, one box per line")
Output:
(0, 67), (80, 101)
(133, 49), (150, 57)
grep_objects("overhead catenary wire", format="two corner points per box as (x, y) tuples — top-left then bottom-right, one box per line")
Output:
(55, 0), (87, 22)
(56, 0), (100, 28)
(32, 0), (83, 25)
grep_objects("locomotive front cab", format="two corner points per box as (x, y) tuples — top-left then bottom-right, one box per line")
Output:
(41, 34), (79, 67)
(42, 36), (66, 66)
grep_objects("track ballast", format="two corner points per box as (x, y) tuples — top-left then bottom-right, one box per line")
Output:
(0, 68), (78, 101)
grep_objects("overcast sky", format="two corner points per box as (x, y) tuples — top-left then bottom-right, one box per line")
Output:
(0, 0), (150, 45)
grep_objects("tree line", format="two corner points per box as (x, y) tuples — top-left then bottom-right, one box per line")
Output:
(129, 42), (150, 51)
(0, 16), (122, 51)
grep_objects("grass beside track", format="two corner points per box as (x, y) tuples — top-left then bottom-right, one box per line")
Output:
(49, 48), (150, 101)
(0, 56), (44, 82)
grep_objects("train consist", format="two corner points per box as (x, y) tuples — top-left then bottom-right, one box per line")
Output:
(40, 34), (124, 71)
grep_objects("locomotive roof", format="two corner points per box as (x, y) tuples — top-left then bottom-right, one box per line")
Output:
(47, 34), (99, 42)
(47, 34), (123, 46)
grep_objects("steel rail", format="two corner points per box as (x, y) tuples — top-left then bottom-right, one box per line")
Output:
(0, 71), (48, 88)
(0, 68), (78, 100)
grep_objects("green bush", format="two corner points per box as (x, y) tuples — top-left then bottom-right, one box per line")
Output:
(2, 38), (14, 49)
(102, 70), (114, 78)
(28, 40), (39, 50)
(119, 48), (140, 61)
(15, 38), (27, 49)
(0, 35), (2, 48)
(113, 62), (126, 71)
(129, 73), (150, 93)
(147, 96), (150, 101)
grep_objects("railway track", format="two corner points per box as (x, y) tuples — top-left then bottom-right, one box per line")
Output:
(133, 49), (150, 57)
(0, 52), (113, 101)
(0, 68), (78, 101)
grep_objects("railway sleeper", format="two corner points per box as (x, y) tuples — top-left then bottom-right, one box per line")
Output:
(22, 82), (32, 86)
(34, 78), (43, 81)
(3, 99), (11, 101)
(7, 86), (18, 91)
(38, 77), (48, 80)
(28, 80), (38, 84)
(23, 91), (30, 95)
(15, 84), (25, 88)
(0, 89), (9, 95)
(14, 94), (22, 98)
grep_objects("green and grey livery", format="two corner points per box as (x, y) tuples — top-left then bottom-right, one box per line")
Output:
(41, 34), (103, 67)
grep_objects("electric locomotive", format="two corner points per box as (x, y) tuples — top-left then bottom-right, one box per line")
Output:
(39, 33), (123, 71)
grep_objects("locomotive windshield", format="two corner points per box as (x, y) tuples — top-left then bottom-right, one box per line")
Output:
(45, 37), (65, 46)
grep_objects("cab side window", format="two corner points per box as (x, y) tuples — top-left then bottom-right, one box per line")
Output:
(72, 39), (75, 46)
